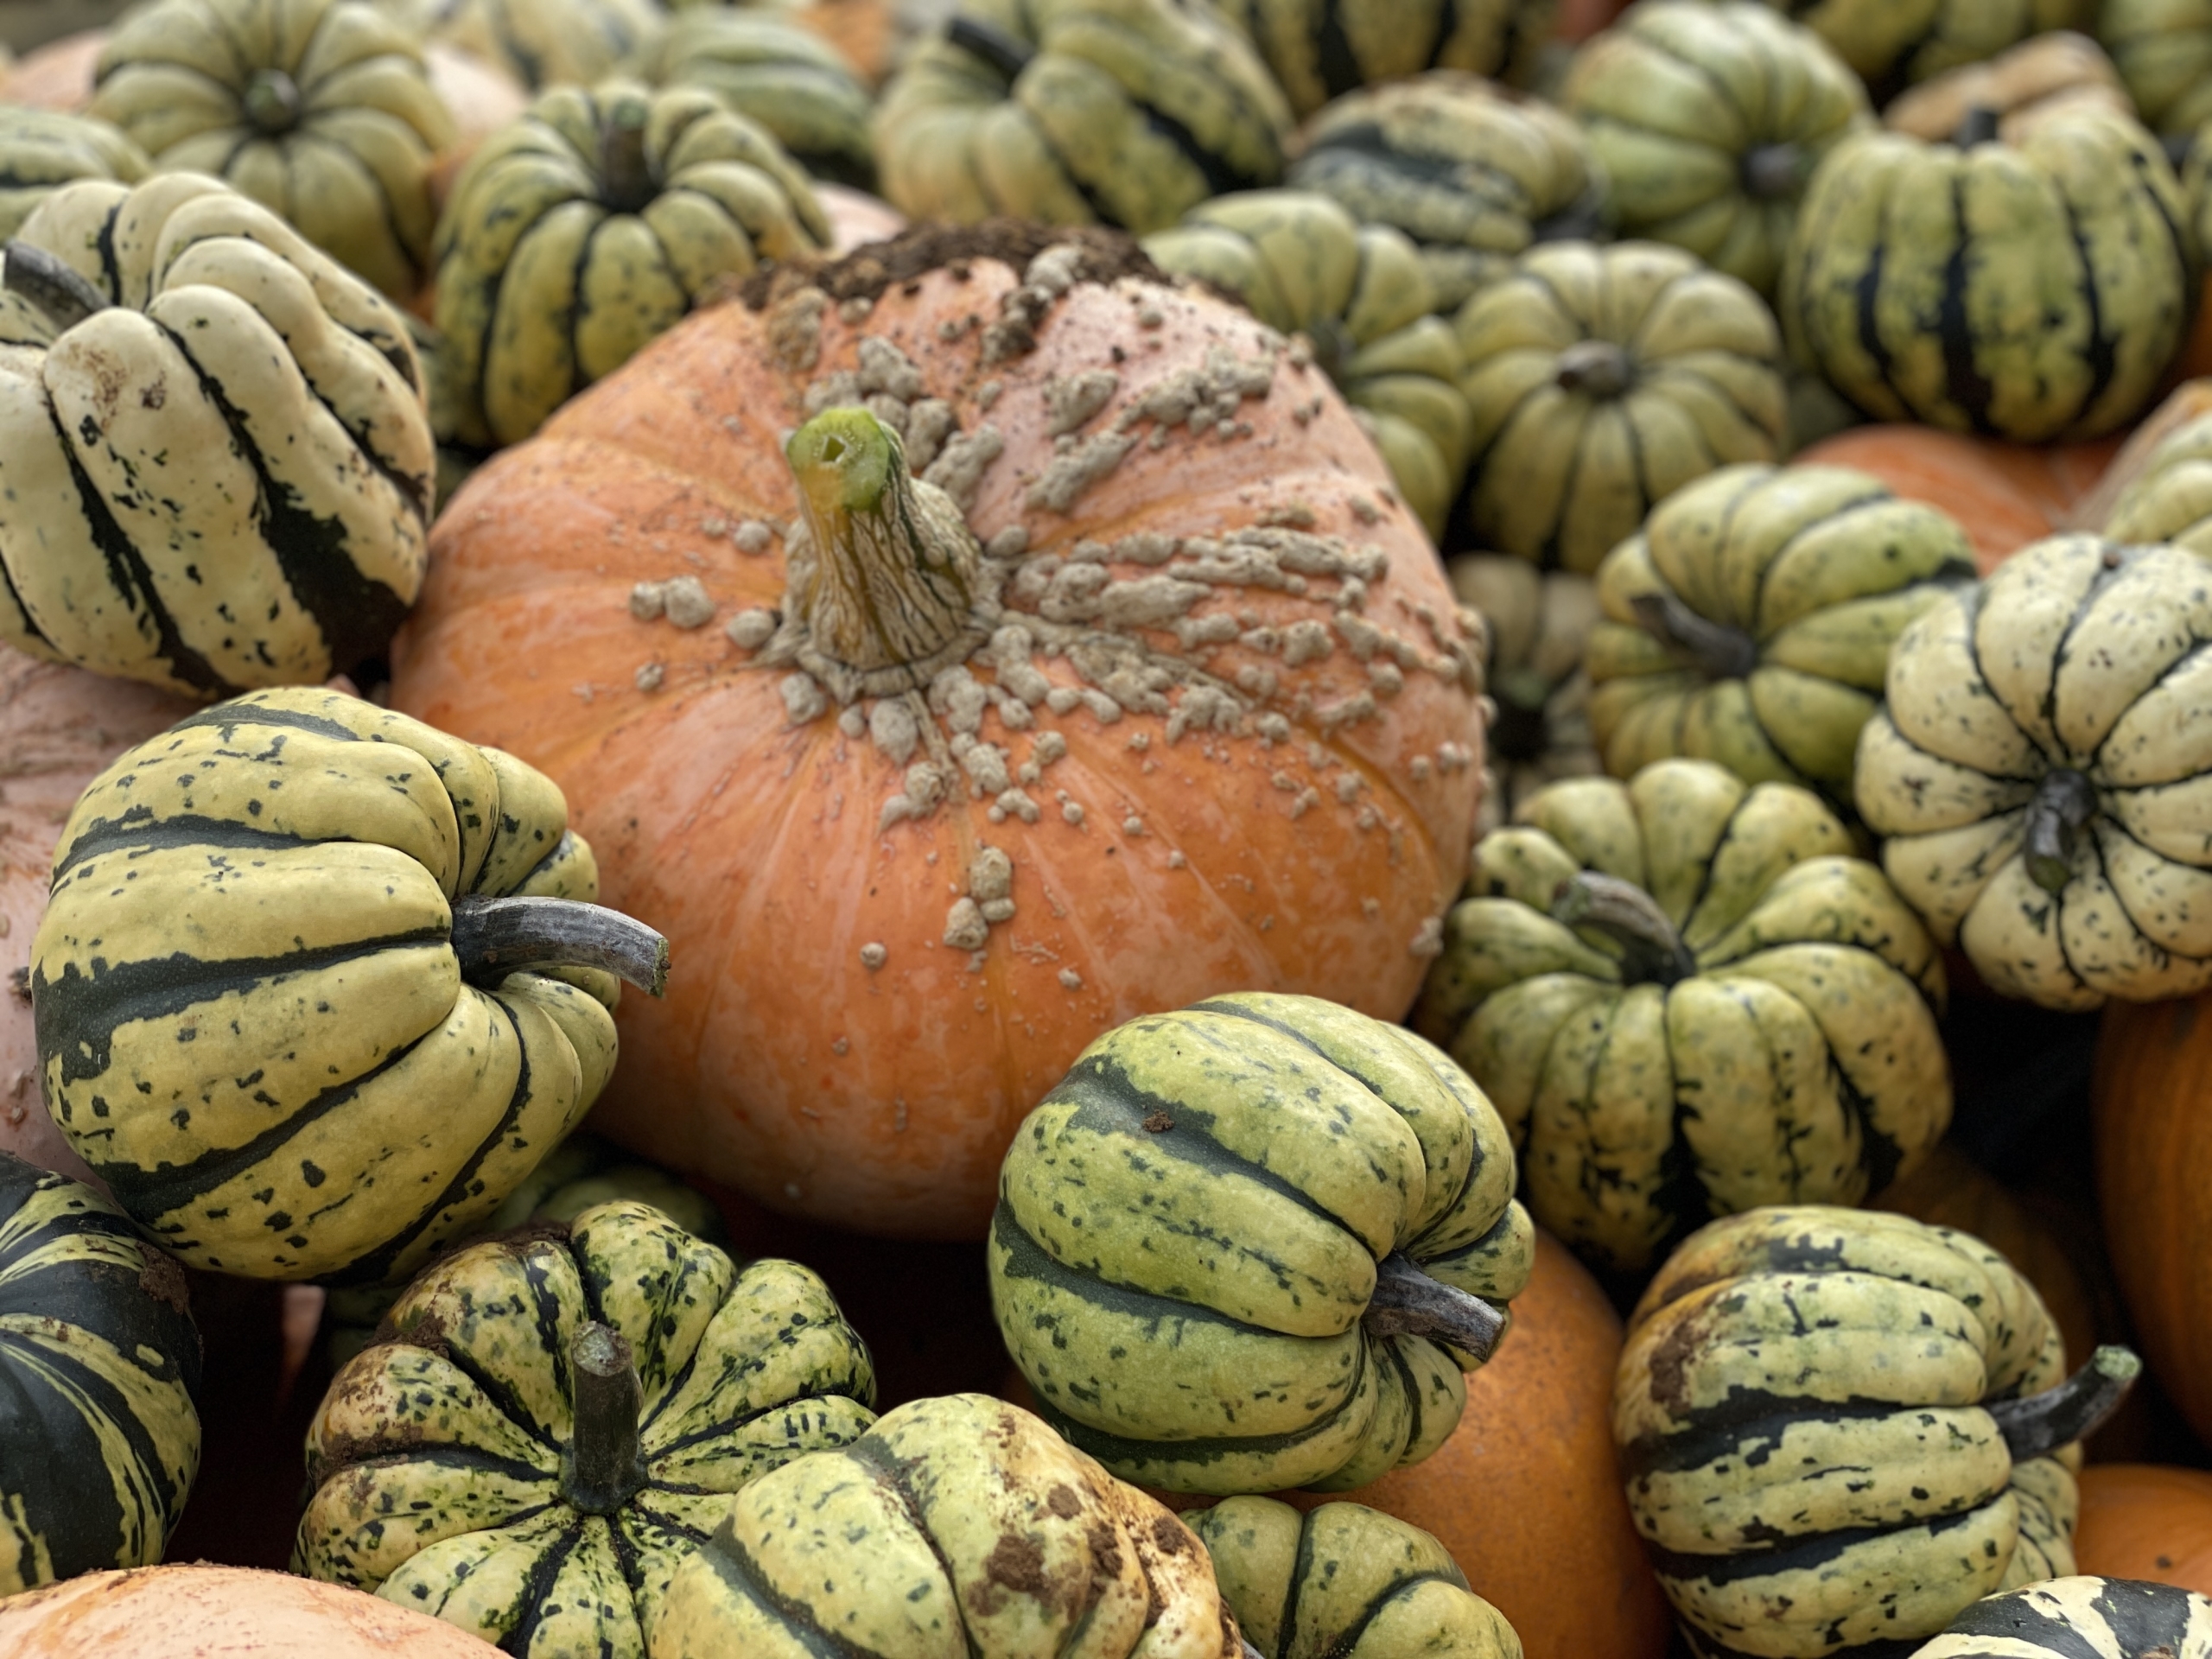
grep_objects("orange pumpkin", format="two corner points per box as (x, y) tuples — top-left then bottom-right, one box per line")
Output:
(0, 29), (106, 111)
(388, 224), (1484, 1240)
(2074, 1464), (2212, 1596)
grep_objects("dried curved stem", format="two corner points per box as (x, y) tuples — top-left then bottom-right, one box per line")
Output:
(563, 1321), (646, 1514)
(1952, 105), (2003, 148)
(948, 14), (1036, 79)
(1362, 1252), (1508, 1365)
(1552, 872), (1698, 988)
(1554, 340), (1633, 400)
(1988, 1345), (2139, 1463)
(598, 99), (656, 215)
(2023, 767), (2098, 895)
(448, 895), (670, 996)
(1630, 589), (1759, 682)
(3, 242), (110, 332)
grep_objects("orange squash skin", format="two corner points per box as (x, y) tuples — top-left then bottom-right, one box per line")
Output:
(2074, 1464), (2212, 1595)
(391, 242), (1484, 1239)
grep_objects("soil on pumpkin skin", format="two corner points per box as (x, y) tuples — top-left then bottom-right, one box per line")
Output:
(734, 219), (1170, 311)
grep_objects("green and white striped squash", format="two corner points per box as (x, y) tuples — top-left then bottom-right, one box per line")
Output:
(410, 0), (662, 92)
(1414, 760), (1951, 1274)
(652, 1393), (1244, 1659)
(989, 991), (1535, 1498)
(1585, 463), (1977, 815)
(2098, 0), (2212, 136)
(0, 174), (432, 699)
(1449, 554), (1604, 837)
(1217, 0), (1554, 120)
(1916, 1578), (2212, 1659)
(1616, 1205), (2141, 1658)
(1456, 240), (1788, 575)
(29, 685), (671, 1285)
(0, 109), (149, 243)
(1854, 535), (2212, 1010)
(1780, 105), (2195, 442)
(0, 1151), (201, 1596)
(296, 1198), (875, 1658)
(2101, 398), (2212, 553)
(871, 0), (1292, 236)
(1285, 73), (1602, 313)
(1185, 1497), (1522, 1659)
(1143, 190), (1474, 537)
(437, 79), (828, 450)
(1564, 2), (1869, 297)
(1761, 0), (2094, 101)
(90, 0), (455, 301)
(630, 10), (876, 190)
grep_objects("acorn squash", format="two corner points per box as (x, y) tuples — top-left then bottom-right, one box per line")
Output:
(1916, 1579), (2212, 1659)
(631, 10), (875, 190)
(0, 107), (147, 241)
(1772, 0), (2094, 102)
(418, 0), (659, 92)
(2101, 0), (2212, 137)
(1217, 0), (1554, 119)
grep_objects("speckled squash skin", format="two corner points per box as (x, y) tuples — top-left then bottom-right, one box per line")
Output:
(1915, 1578), (2212, 1659)
(651, 1393), (1243, 1659)
(296, 1199), (874, 1658)
(1616, 1206), (2083, 1659)
(1759, 0), (2094, 101)
(410, 0), (661, 92)
(632, 11), (876, 190)
(990, 991), (1534, 1496)
(1217, 0), (1554, 120)
(2100, 400), (2212, 553)
(0, 107), (147, 240)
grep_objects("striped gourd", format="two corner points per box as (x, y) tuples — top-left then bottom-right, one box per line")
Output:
(1763, 0), (2094, 102)
(418, 0), (661, 91)
(0, 175), (431, 700)
(989, 992), (1535, 1497)
(2094, 0), (2212, 136)
(652, 1393), (1244, 1659)
(0, 109), (148, 242)
(1184, 1497), (1522, 1659)
(2101, 398), (2212, 553)
(435, 79), (828, 449)
(29, 686), (671, 1285)
(296, 1199), (875, 1657)
(1143, 190), (1474, 537)
(89, 0), (454, 301)
(1616, 1205), (2143, 1658)
(1855, 536), (2212, 1010)
(632, 10), (876, 189)
(1414, 760), (1950, 1274)
(1449, 555), (1603, 836)
(1563, 2), (1869, 296)
(0, 1152), (200, 1596)
(1916, 1578), (2212, 1659)
(1216, 0), (1554, 119)
(1456, 241), (1787, 575)
(1584, 464), (1976, 815)
(1781, 105), (2194, 442)
(1285, 73), (1602, 312)
(871, 0), (1292, 236)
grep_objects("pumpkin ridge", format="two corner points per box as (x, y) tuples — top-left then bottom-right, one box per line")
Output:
(2055, 195), (2121, 426)
(48, 813), (321, 884)
(1617, 1395), (1974, 1481)
(1034, 1357), (1379, 1469)
(838, 1432), (977, 1639)
(2086, 636), (2212, 775)
(495, 1514), (592, 1654)
(2, 1332), (192, 1547)
(690, 1513), (862, 1659)
(1636, 1495), (1997, 1586)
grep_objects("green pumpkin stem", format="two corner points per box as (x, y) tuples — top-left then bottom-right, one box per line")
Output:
(1552, 872), (1697, 988)
(598, 100), (657, 216)
(448, 894), (670, 996)
(564, 1321), (648, 1514)
(2023, 767), (2098, 894)
(1740, 143), (1807, 200)
(2, 242), (110, 332)
(1362, 1251), (1508, 1363)
(1952, 105), (2004, 148)
(1629, 590), (1758, 682)
(1986, 1344), (2140, 1463)
(243, 68), (302, 134)
(1554, 340), (1634, 400)
(947, 15), (1036, 79)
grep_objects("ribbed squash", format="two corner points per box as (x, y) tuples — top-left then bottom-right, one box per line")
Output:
(1185, 1497), (1522, 1659)
(990, 992), (1534, 1497)
(1764, 0), (2094, 101)
(1781, 105), (2194, 442)
(1217, 0), (1554, 120)
(296, 1199), (872, 1656)
(1415, 760), (1950, 1274)
(1285, 73), (1602, 313)
(871, 0), (1291, 235)
(1143, 191), (1473, 537)
(29, 686), (671, 1284)
(1855, 536), (2212, 1009)
(631, 10), (876, 190)
(0, 108), (148, 240)
(0, 174), (433, 698)
(0, 1151), (201, 1596)
(1448, 555), (1602, 837)
(414, 0), (660, 92)
(2101, 0), (2212, 136)
(2099, 396), (2212, 551)
(1564, 2), (1868, 296)
(1584, 463), (1976, 812)
(435, 79), (829, 449)
(1918, 1579), (2212, 1659)
(1617, 1206), (2140, 1658)
(1456, 240), (1787, 575)
(652, 1393), (1243, 1659)
(88, 0), (454, 300)
(1884, 30), (2135, 143)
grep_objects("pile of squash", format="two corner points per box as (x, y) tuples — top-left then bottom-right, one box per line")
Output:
(9, 0), (2212, 1656)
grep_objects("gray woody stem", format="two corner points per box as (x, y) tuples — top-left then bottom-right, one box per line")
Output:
(448, 895), (670, 996)
(563, 1321), (647, 1514)
(2023, 768), (2098, 895)
(1552, 872), (1699, 988)
(1362, 1252), (1508, 1365)
(1630, 589), (1758, 682)
(1987, 1345), (2140, 1463)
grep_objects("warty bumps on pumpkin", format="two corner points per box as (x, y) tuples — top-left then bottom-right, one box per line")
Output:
(389, 225), (1487, 1240)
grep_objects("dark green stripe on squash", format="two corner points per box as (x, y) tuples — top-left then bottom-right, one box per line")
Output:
(1942, 1579), (2202, 1657)
(1639, 1500), (1994, 1589)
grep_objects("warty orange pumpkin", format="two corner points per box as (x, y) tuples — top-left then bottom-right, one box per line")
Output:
(389, 224), (1486, 1241)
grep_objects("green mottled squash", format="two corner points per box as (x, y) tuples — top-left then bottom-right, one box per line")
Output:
(1916, 1578), (2212, 1659)
(1415, 760), (1951, 1274)
(1854, 535), (2212, 1009)
(1616, 1205), (2141, 1658)
(989, 991), (1535, 1497)
(1456, 240), (1787, 575)
(651, 1393), (1243, 1659)
(1447, 554), (1602, 836)
(1217, 0), (1554, 120)
(435, 79), (828, 449)
(0, 1150), (201, 1596)
(0, 174), (433, 698)
(1144, 190), (1473, 537)
(1286, 73), (1602, 312)
(1764, 0), (2094, 101)
(89, 0), (454, 300)
(29, 685), (670, 1284)
(1584, 463), (1976, 813)
(2101, 0), (2212, 137)
(1185, 1497), (1522, 1659)
(0, 108), (148, 241)
(1780, 105), (2194, 442)
(296, 1199), (875, 1658)
(630, 10), (876, 190)
(413, 0), (661, 92)
(2099, 397), (2212, 551)
(871, 0), (1292, 235)
(1564, 2), (1869, 296)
